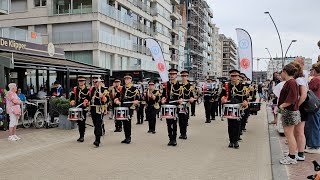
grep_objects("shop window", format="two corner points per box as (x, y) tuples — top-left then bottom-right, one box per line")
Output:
(34, 0), (46, 7)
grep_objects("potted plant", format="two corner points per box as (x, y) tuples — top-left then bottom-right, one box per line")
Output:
(49, 97), (75, 130)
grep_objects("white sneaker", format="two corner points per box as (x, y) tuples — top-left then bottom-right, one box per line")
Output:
(13, 135), (21, 140)
(305, 148), (320, 154)
(296, 155), (305, 161)
(8, 136), (17, 141)
(280, 156), (297, 165)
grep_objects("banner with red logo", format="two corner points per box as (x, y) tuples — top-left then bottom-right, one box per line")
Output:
(236, 28), (253, 80)
(145, 38), (169, 83)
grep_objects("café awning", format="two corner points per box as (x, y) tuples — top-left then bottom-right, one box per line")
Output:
(0, 52), (109, 75)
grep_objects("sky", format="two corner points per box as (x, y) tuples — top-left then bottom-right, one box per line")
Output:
(207, 0), (320, 71)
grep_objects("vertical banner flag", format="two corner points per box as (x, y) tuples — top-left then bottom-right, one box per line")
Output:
(145, 38), (169, 83)
(236, 28), (253, 80)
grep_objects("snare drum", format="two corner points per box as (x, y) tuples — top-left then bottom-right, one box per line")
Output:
(248, 102), (261, 112)
(114, 107), (129, 120)
(177, 102), (187, 114)
(160, 105), (177, 119)
(222, 104), (241, 119)
(68, 108), (83, 121)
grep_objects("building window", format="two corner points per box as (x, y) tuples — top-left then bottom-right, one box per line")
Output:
(65, 50), (93, 65)
(34, 0), (46, 7)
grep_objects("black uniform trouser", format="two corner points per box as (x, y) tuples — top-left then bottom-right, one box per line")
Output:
(178, 113), (188, 136)
(210, 101), (215, 120)
(123, 109), (133, 139)
(91, 110), (103, 143)
(166, 119), (177, 141)
(241, 109), (249, 130)
(218, 100), (222, 116)
(137, 104), (145, 124)
(213, 101), (219, 116)
(204, 101), (212, 121)
(146, 106), (157, 131)
(77, 111), (87, 138)
(191, 101), (196, 115)
(228, 119), (241, 143)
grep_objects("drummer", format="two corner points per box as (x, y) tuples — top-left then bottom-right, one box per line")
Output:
(179, 70), (194, 139)
(221, 69), (248, 149)
(144, 80), (161, 133)
(89, 77), (109, 147)
(110, 79), (123, 132)
(114, 73), (140, 144)
(239, 73), (250, 135)
(161, 68), (183, 146)
(70, 76), (90, 143)
(204, 78), (214, 123)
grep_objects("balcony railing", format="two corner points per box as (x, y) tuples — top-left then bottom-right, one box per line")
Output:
(53, 30), (92, 44)
(0, 0), (9, 14)
(52, 3), (93, 15)
(0, 27), (43, 44)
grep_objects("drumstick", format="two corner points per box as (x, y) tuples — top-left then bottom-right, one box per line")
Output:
(123, 101), (140, 104)
(169, 99), (189, 104)
(75, 103), (84, 108)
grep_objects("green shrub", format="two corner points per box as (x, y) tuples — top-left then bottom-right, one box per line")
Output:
(49, 97), (70, 115)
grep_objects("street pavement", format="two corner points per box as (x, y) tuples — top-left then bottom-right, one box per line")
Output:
(0, 103), (272, 180)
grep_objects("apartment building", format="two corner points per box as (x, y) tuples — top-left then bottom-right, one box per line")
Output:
(207, 24), (222, 78)
(184, 0), (213, 81)
(267, 56), (312, 79)
(0, 0), (186, 79)
(219, 34), (237, 78)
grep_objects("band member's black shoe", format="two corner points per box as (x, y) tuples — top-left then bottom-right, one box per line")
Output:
(238, 137), (242, 141)
(93, 141), (99, 147)
(152, 131), (156, 134)
(221, 118), (224, 121)
(121, 138), (131, 144)
(168, 141), (173, 146)
(182, 135), (187, 139)
(233, 142), (239, 149)
(147, 130), (152, 133)
(205, 120), (210, 123)
(136, 122), (141, 125)
(77, 137), (84, 142)
(228, 142), (234, 148)
(240, 131), (243, 135)
(171, 140), (177, 146)
(179, 135), (183, 139)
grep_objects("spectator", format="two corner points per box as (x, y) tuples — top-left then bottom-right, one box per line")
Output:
(37, 87), (47, 99)
(278, 63), (300, 165)
(17, 88), (26, 102)
(50, 81), (64, 97)
(291, 59), (308, 161)
(5, 83), (22, 141)
(268, 73), (281, 124)
(257, 82), (264, 102)
(305, 62), (320, 154)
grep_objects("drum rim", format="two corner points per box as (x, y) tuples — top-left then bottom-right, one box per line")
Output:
(114, 107), (129, 110)
(161, 105), (177, 108)
(69, 108), (83, 111)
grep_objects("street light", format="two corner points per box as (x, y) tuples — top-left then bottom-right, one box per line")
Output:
(264, 11), (284, 68)
(284, 40), (297, 61)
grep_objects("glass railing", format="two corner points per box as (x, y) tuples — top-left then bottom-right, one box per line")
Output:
(0, 0), (9, 13)
(98, 2), (133, 27)
(52, 30), (92, 44)
(99, 30), (132, 51)
(52, 3), (93, 15)
(0, 27), (43, 44)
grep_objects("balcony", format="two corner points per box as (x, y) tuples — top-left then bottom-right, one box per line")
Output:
(52, 2), (93, 15)
(207, 8), (213, 18)
(170, 24), (179, 35)
(170, 54), (179, 64)
(0, 0), (9, 15)
(0, 27), (44, 44)
(170, 38), (179, 50)
(170, 6), (180, 20)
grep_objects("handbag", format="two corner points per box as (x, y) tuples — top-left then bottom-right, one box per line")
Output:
(301, 90), (320, 113)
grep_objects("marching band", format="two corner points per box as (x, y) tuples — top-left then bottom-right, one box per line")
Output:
(67, 68), (258, 149)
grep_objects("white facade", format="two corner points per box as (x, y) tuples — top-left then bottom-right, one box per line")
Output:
(267, 57), (313, 79)
(0, 0), (185, 73)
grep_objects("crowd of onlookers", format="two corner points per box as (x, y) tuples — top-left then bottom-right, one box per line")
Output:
(260, 57), (320, 165)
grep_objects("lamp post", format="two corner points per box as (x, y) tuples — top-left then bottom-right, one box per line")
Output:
(284, 40), (297, 62)
(264, 12), (284, 68)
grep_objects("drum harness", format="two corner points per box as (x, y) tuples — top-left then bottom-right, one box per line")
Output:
(73, 87), (94, 127)
(224, 82), (247, 120)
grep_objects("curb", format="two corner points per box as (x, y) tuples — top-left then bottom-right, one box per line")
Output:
(267, 106), (289, 180)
